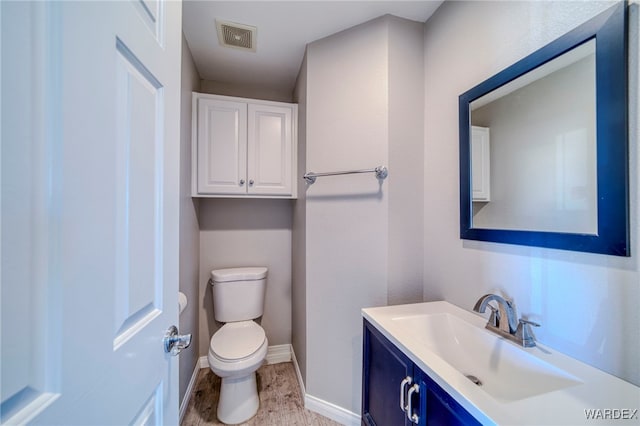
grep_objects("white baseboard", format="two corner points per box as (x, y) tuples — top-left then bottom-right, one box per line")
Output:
(179, 357), (202, 424)
(198, 355), (208, 369)
(195, 343), (292, 372)
(291, 345), (306, 396)
(265, 344), (292, 364)
(290, 346), (360, 426)
(305, 394), (360, 426)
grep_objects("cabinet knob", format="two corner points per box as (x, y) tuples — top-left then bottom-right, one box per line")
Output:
(240, 179), (245, 186)
(249, 179), (254, 186)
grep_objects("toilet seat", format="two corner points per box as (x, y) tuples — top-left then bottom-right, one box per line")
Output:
(210, 321), (266, 361)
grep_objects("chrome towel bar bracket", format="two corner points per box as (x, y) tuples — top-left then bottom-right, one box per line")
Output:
(303, 166), (388, 184)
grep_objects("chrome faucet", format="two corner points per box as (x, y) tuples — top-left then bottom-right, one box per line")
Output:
(473, 294), (540, 347)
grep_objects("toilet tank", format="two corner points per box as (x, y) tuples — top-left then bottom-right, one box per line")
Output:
(210, 267), (267, 322)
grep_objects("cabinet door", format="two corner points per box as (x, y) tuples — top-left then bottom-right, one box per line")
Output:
(363, 320), (414, 426)
(471, 126), (491, 201)
(247, 104), (293, 196)
(415, 369), (482, 426)
(197, 98), (247, 194)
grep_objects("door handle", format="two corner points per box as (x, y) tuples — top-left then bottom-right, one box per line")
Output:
(164, 325), (192, 356)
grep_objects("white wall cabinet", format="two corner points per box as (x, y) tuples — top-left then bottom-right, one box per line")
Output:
(471, 126), (491, 201)
(192, 93), (297, 198)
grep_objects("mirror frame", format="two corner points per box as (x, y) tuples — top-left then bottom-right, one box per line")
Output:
(459, 2), (629, 256)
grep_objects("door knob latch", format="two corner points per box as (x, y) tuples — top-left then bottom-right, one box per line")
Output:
(164, 325), (192, 356)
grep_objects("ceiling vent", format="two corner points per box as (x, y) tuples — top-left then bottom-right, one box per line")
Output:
(215, 20), (257, 52)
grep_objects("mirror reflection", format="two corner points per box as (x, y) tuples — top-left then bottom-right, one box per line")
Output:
(469, 39), (597, 234)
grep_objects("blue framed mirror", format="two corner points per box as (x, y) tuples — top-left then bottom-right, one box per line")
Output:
(459, 2), (629, 256)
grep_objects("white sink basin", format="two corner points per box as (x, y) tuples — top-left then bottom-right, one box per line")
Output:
(391, 312), (581, 401)
(362, 301), (640, 425)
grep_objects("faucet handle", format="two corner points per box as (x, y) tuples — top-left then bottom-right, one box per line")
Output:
(517, 318), (540, 347)
(519, 318), (540, 328)
(487, 305), (500, 327)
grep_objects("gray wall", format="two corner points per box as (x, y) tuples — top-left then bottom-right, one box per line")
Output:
(178, 34), (201, 403)
(292, 52), (308, 385)
(423, 0), (639, 386)
(305, 17), (388, 415)
(200, 79), (293, 103)
(295, 15), (425, 415)
(388, 16), (425, 304)
(198, 199), (293, 356)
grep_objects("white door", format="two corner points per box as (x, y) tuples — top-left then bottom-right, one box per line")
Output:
(1, 1), (183, 425)
(197, 98), (248, 195)
(247, 104), (293, 196)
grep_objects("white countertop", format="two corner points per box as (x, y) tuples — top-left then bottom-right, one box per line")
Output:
(362, 301), (640, 425)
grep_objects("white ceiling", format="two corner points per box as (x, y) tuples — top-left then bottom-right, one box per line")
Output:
(182, 1), (444, 93)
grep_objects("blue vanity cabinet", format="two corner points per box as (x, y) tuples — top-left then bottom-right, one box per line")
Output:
(362, 319), (415, 425)
(414, 368), (482, 426)
(362, 319), (482, 426)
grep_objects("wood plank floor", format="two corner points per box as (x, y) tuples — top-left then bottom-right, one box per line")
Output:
(181, 362), (343, 426)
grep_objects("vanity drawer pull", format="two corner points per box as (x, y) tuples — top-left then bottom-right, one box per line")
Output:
(399, 376), (412, 412)
(407, 383), (420, 424)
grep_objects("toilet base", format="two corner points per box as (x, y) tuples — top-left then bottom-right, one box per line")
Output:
(217, 372), (259, 425)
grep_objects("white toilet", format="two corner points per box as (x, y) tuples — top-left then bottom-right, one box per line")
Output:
(207, 267), (268, 425)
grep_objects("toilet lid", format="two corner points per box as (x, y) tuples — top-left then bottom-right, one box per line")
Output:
(211, 321), (266, 361)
